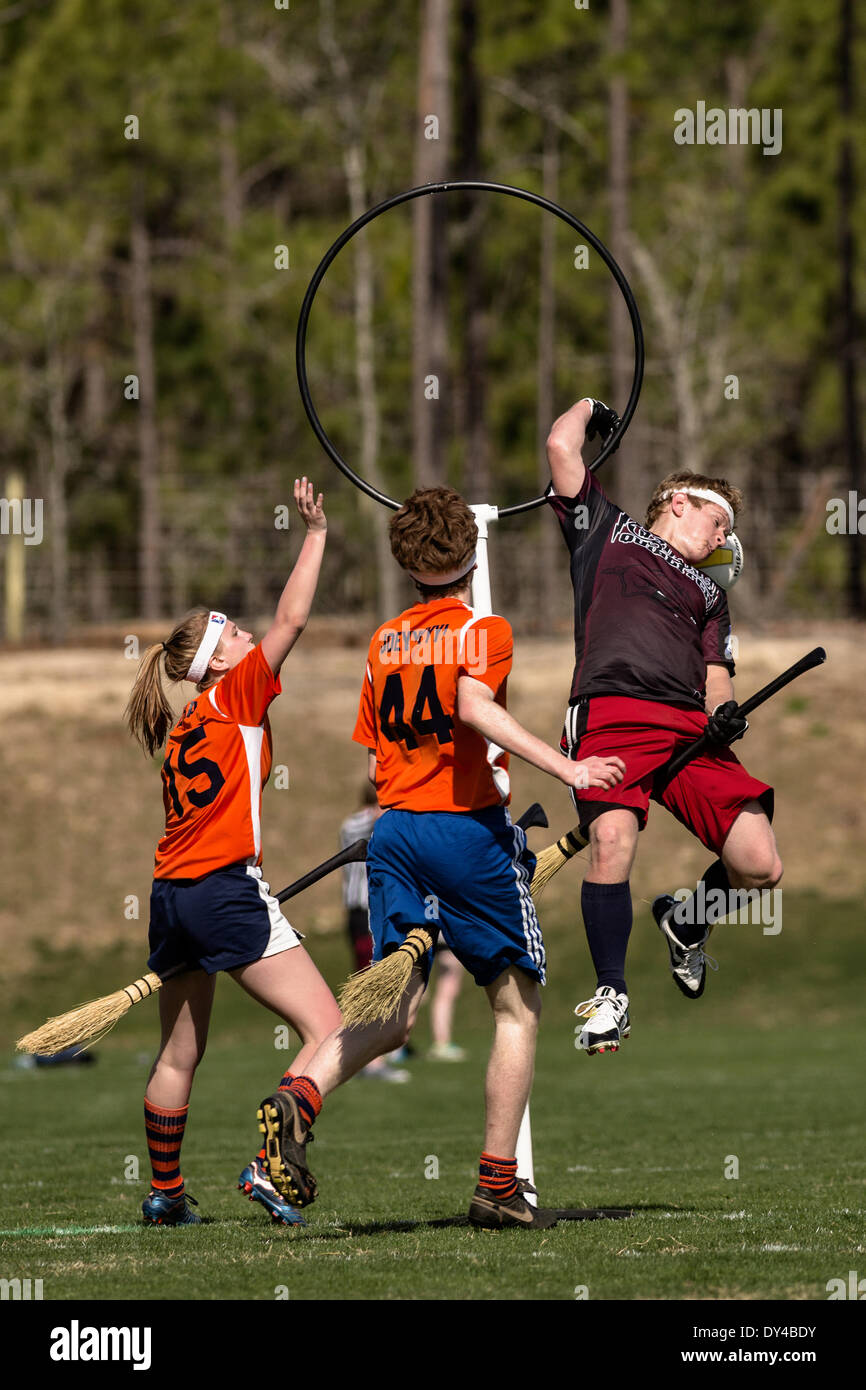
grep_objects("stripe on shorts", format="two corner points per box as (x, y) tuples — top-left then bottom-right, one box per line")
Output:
(509, 822), (545, 977)
(247, 866), (301, 958)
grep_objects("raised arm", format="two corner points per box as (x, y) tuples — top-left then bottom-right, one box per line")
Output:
(260, 477), (327, 676)
(546, 397), (592, 498)
(457, 676), (625, 792)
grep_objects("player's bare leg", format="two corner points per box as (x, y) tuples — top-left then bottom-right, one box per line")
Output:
(720, 801), (783, 890)
(142, 971), (215, 1226)
(228, 951), (340, 1227)
(575, 809), (638, 1055)
(146, 969), (216, 1109)
(428, 947), (467, 1059)
(230, 945), (342, 1075)
(468, 967), (556, 1229)
(585, 807), (639, 885)
(482, 966), (541, 1156)
(256, 964), (427, 1205)
(298, 962), (428, 1097)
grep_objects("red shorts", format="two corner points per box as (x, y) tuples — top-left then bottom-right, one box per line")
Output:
(561, 695), (773, 857)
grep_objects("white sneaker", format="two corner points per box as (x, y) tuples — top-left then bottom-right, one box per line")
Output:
(574, 986), (630, 1055)
(653, 894), (718, 999)
(360, 1061), (411, 1084)
(427, 1042), (467, 1063)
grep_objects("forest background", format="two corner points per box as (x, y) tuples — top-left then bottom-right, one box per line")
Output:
(0, 0), (862, 644)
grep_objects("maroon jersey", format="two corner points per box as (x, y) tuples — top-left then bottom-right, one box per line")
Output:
(547, 471), (735, 709)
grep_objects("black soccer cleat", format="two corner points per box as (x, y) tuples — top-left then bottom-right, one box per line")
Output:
(468, 1185), (559, 1230)
(257, 1091), (318, 1208)
(584, 398), (621, 443)
(653, 893), (718, 1000)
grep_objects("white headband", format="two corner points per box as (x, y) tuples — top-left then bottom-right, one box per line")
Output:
(407, 552), (477, 587)
(187, 611), (228, 684)
(662, 487), (734, 531)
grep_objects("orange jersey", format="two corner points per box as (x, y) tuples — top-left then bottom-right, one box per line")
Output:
(154, 644), (281, 879)
(352, 597), (513, 812)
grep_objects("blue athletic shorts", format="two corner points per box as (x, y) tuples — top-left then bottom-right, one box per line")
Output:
(147, 864), (301, 978)
(366, 807), (545, 986)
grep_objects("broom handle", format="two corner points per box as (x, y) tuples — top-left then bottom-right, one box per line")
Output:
(659, 646), (827, 787)
(275, 838), (368, 903)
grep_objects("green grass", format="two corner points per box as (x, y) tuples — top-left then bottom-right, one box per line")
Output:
(3, 894), (865, 1301)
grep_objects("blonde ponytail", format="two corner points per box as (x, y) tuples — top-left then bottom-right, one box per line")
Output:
(125, 607), (218, 756)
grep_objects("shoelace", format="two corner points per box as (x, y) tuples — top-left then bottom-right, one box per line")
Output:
(681, 942), (719, 973)
(574, 994), (627, 1021)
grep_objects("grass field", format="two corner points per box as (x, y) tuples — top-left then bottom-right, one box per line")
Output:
(3, 892), (864, 1304)
(2, 631), (862, 1313)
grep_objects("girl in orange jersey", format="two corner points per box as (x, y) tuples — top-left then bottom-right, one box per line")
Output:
(125, 478), (340, 1227)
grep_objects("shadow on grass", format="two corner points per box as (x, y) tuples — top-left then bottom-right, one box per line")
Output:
(301, 1207), (636, 1239)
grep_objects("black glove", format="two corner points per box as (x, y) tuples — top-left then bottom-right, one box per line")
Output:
(705, 700), (749, 746)
(584, 398), (621, 443)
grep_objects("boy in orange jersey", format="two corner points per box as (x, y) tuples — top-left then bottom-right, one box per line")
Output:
(258, 487), (624, 1229)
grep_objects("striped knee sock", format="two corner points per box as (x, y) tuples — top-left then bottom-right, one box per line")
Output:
(479, 1152), (518, 1201)
(145, 1099), (188, 1199)
(286, 1075), (323, 1129)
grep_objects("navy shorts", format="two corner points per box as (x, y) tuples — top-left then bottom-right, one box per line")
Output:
(366, 807), (545, 987)
(147, 864), (301, 978)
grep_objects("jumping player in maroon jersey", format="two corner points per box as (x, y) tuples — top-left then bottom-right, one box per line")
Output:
(546, 396), (782, 1054)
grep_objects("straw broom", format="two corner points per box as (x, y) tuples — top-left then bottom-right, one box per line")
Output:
(339, 928), (433, 1027)
(16, 974), (163, 1056)
(529, 826), (589, 898)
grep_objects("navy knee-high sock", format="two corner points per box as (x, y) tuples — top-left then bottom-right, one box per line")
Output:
(672, 860), (731, 946)
(581, 880), (633, 995)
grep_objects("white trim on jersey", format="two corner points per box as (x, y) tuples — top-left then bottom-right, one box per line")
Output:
(238, 724), (264, 859)
(208, 686), (227, 718)
(458, 611), (510, 804)
(456, 611), (479, 655)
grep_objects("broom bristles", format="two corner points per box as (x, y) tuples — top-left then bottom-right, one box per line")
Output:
(15, 973), (163, 1056)
(530, 828), (589, 899)
(339, 928), (433, 1027)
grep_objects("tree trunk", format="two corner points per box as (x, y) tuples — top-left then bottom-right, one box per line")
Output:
(838, 0), (863, 615)
(454, 0), (487, 502)
(130, 213), (161, 619)
(45, 338), (71, 644)
(607, 0), (630, 504)
(536, 119), (559, 617)
(343, 141), (400, 619)
(412, 0), (450, 486)
(317, 0), (400, 619)
(3, 470), (26, 643)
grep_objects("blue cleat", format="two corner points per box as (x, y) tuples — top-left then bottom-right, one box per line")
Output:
(142, 1189), (201, 1226)
(238, 1158), (306, 1227)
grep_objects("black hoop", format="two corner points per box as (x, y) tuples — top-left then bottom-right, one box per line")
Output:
(296, 180), (644, 516)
